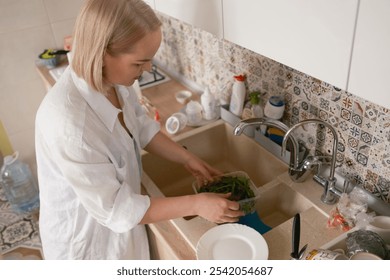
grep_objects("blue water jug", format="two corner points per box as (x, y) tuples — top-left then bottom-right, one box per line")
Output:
(0, 152), (40, 213)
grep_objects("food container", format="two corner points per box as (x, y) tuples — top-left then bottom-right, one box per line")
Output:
(192, 171), (260, 214)
(185, 101), (203, 125)
(165, 112), (187, 134)
(175, 90), (192, 104)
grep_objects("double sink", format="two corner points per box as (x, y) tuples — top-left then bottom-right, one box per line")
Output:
(141, 119), (342, 259)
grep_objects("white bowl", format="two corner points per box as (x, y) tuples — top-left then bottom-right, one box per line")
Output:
(175, 90), (192, 104)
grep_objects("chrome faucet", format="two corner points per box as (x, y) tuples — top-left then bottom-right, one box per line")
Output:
(282, 119), (340, 204)
(234, 118), (341, 204)
(233, 118), (303, 179)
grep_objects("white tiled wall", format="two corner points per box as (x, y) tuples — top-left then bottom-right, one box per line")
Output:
(0, 0), (84, 177)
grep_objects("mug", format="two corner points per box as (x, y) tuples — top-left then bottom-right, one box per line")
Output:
(350, 252), (382, 260)
(366, 216), (390, 244)
(305, 249), (348, 260)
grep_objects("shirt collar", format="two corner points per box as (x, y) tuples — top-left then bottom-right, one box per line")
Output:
(70, 69), (121, 132)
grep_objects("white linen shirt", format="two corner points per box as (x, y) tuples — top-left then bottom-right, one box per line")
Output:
(35, 66), (160, 259)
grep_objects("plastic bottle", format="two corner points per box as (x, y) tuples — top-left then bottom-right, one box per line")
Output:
(242, 91), (264, 119)
(264, 95), (285, 120)
(229, 75), (246, 117)
(200, 87), (216, 120)
(0, 152), (40, 213)
(261, 95), (285, 134)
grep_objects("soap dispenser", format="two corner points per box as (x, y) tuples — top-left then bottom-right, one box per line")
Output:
(229, 75), (246, 117)
(200, 87), (216, 120)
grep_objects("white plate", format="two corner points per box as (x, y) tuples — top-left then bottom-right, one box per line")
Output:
(196, 224), (269, 260)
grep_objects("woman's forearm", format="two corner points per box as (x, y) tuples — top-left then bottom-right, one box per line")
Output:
(140, 193), (243, 225)
(140, 196), (195, 224)
(144, 131), (191, 165)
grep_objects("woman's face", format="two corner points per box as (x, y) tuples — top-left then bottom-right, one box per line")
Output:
(103, 28), (162, 87)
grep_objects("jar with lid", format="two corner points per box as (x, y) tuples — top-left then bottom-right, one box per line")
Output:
(165, 112), (188, 134)
(185, 101), (203, 125)
(0, 152), (40, 213)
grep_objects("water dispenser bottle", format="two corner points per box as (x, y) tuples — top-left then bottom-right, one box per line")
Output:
(0, 152), (40, 213)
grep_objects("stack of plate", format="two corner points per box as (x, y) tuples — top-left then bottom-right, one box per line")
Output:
(196, 224), (269, 260)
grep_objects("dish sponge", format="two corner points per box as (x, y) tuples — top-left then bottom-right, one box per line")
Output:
(267, 127), (285, 145)
(238, 212), (272, 234)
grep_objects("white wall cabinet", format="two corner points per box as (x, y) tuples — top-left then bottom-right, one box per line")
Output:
(222, 0), (358, 90)
(154, 0), (223, 38)
(347, 0), (390, 109)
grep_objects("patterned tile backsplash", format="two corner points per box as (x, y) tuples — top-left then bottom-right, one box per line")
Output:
(154, 14), (390, 205)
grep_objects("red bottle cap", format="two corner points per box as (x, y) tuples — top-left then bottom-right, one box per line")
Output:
(234, 75), (246, 82)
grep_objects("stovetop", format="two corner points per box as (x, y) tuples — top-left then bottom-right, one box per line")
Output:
(49, 64), (170, 89)
(138, 65), (170, 88)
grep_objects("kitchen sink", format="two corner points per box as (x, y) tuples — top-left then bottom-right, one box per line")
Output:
(141, 120), (288, 198)
(141, 119), (327, 259)
(141, 120), (315, 228)
(254, 181), (313, 228)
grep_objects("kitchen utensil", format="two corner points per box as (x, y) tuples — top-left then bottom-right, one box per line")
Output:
(290, 213), (300, 259)
(298, 243), (308, 260)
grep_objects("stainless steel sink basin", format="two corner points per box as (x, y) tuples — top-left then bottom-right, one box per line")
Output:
(141, 120), (288, 199)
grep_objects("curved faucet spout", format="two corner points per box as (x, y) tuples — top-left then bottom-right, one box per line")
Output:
(233, 118), (300, 169)
(282, 119), (338, 179)
(282, 119), (340, 204)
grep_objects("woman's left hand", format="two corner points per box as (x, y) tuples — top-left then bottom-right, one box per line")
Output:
(183, 154), (222, 184)
(145, 131), (222, 182)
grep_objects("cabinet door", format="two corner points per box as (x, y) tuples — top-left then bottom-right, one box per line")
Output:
(223, 0), (358, 90)
(347, 0), (390, 109)
(155, 0), (223, 38)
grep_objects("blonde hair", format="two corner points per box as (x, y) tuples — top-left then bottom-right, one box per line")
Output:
(71, 0), (161, 93)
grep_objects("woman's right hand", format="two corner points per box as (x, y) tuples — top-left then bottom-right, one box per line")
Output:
(194, 192), (244, 224)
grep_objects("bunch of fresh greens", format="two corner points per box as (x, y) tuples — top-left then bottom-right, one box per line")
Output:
(198, 175), (256, 213)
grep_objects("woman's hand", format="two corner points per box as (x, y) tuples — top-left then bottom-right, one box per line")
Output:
(193, 192), (244, 224)
(183, 153), (222, 185)
(145, 132), (222, 181)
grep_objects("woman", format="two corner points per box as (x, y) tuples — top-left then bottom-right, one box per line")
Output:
(35, 0), (243, 260)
